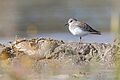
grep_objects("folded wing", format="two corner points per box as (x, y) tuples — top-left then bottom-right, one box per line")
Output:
(77, 21), (101, 35)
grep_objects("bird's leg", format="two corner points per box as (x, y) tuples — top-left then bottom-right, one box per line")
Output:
(79, 37), (82, 43)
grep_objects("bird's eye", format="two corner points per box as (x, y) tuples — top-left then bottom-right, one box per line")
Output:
(70, 20), (73, 23)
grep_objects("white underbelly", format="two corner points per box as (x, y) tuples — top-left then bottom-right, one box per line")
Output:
(69, 27), (88, 37)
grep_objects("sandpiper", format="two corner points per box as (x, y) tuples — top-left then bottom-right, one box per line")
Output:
(65, 18), (101, 42)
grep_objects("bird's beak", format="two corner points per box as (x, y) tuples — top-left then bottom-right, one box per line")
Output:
(65, 23), (69, 26)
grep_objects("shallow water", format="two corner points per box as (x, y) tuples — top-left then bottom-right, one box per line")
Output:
(0, 32), (113, 44)
(37, 32), (113, 43)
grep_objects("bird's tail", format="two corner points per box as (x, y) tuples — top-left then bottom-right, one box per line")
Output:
(91, 30), (101, 35)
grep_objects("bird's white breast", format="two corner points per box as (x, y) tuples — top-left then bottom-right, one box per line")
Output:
(69, 26), (88, 37)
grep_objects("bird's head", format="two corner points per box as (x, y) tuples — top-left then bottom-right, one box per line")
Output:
(65, 18), (77, 26)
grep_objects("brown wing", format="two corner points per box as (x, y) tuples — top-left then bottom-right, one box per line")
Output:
(77, 21), (101, 35)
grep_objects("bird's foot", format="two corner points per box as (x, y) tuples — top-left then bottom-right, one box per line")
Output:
(79, 40), (83, 44)
(79, 42), (83, 44)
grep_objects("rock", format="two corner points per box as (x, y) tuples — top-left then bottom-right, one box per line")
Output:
(0, 38), (119, 80)
(0, 38), (116, 65)
(8, 38), (114, 63)
(11, 38), (64, 60)
(0, 43), (14, 60)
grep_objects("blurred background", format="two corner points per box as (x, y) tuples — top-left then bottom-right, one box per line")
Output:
(0, 0), (120, 43)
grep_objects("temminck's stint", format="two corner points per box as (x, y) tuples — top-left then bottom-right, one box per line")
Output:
(65, 18), (101, 42)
